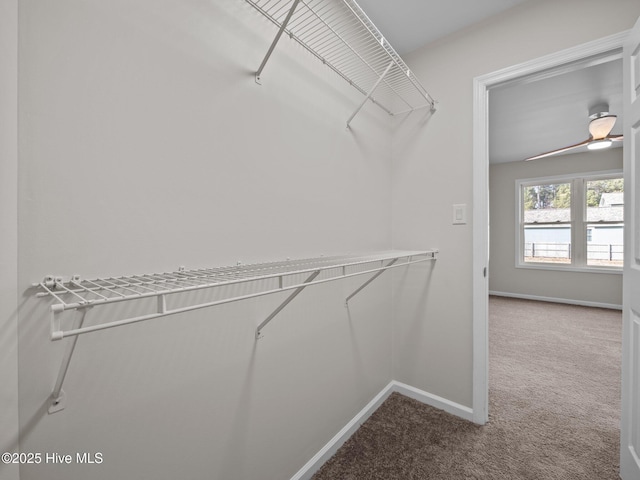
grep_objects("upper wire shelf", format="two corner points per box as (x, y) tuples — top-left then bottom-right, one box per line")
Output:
(245, 0), (436, 125)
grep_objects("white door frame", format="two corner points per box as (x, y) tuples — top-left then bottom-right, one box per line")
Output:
(472, 31), (628, 425)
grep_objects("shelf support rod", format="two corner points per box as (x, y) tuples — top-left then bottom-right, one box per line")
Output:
(256, 269), (320, 339)
(49, 308), (89, 414)
(345, 258), (397, 306)
(346, 60), (393, 128)
(255, 0), (301, 84)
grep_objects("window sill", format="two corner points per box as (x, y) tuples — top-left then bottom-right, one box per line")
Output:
(515, 263), (622, 274)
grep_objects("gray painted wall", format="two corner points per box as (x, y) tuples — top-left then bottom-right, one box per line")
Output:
(16, 1), (393, 479)
(489, 149), (623, 306)
(391, 0), (639, 409)
(1, 0), (20, 479)
(7, 1), (640, 479)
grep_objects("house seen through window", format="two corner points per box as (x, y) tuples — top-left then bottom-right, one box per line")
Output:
(519, 173), (623, 270)
(585, 180), (624, 267)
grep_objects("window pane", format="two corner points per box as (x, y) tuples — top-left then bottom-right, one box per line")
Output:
(586, 178), (623, 267)
(522, 183), (571, 264)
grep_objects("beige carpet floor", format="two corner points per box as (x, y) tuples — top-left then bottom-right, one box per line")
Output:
(312, 296), (622, 479)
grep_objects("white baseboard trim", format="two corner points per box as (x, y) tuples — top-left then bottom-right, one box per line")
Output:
(290, 380), (473, 480)
(289, 381), (396, 480)
(489, 290), (622, 311)
(391, 381), (474, 422)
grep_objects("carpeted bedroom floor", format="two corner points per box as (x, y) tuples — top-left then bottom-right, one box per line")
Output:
(311, 296), (622, 479)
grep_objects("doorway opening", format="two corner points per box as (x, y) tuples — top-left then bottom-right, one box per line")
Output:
(472, 32), (627, 425)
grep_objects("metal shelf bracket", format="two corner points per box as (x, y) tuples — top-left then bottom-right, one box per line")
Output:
(255, 269), (320, 339)
(346, 61), (393, 129)
(49, 308), (89, 414)
(255, 0), (301, 84)
(345, 257), (397, 305)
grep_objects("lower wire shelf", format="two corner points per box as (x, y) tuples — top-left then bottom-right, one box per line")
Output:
(35, 249), (437, 412)
(36, 250), (437, 340)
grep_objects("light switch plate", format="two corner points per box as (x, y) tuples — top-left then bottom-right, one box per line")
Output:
(453, 204), (467, 225)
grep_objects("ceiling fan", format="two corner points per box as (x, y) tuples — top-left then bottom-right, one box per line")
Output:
(524, 103), (623, 161)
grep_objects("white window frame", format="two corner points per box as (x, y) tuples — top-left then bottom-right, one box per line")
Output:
(516, 169), (623, 274)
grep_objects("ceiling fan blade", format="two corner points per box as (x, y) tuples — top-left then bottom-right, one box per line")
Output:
(588, 115), (617, 139)
(608, 134), (624, 142)
(524, 139), (591, 161)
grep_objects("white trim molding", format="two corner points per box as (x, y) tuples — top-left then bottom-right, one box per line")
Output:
(289, 383), (394, 480)
(489, 290), (622, 310)
(473, 30), (628, 429)
(391, 381), (474, 421)
(289, 381), (473, 480)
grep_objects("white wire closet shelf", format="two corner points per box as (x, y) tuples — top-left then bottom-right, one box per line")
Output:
(35, 250), (437, 413)
(36, 250), (436, 341)
(245, 0), (436, 126)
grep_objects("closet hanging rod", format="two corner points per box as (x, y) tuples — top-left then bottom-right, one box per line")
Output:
(244, 0), (436, 123)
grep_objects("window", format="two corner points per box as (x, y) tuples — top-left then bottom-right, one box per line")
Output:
(517, 172), (623, 271)
(522, 181), (572, 264)
(585, 178), (624, 267)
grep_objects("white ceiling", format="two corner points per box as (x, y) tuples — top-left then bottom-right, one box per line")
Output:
(354, 0), (624, 165)
(489, 59), (623, 164)
(356, 0), (530, 55)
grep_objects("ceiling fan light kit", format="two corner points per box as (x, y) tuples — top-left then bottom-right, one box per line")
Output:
(587, 138), (613, 150)
(524, 102), (623, 161)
